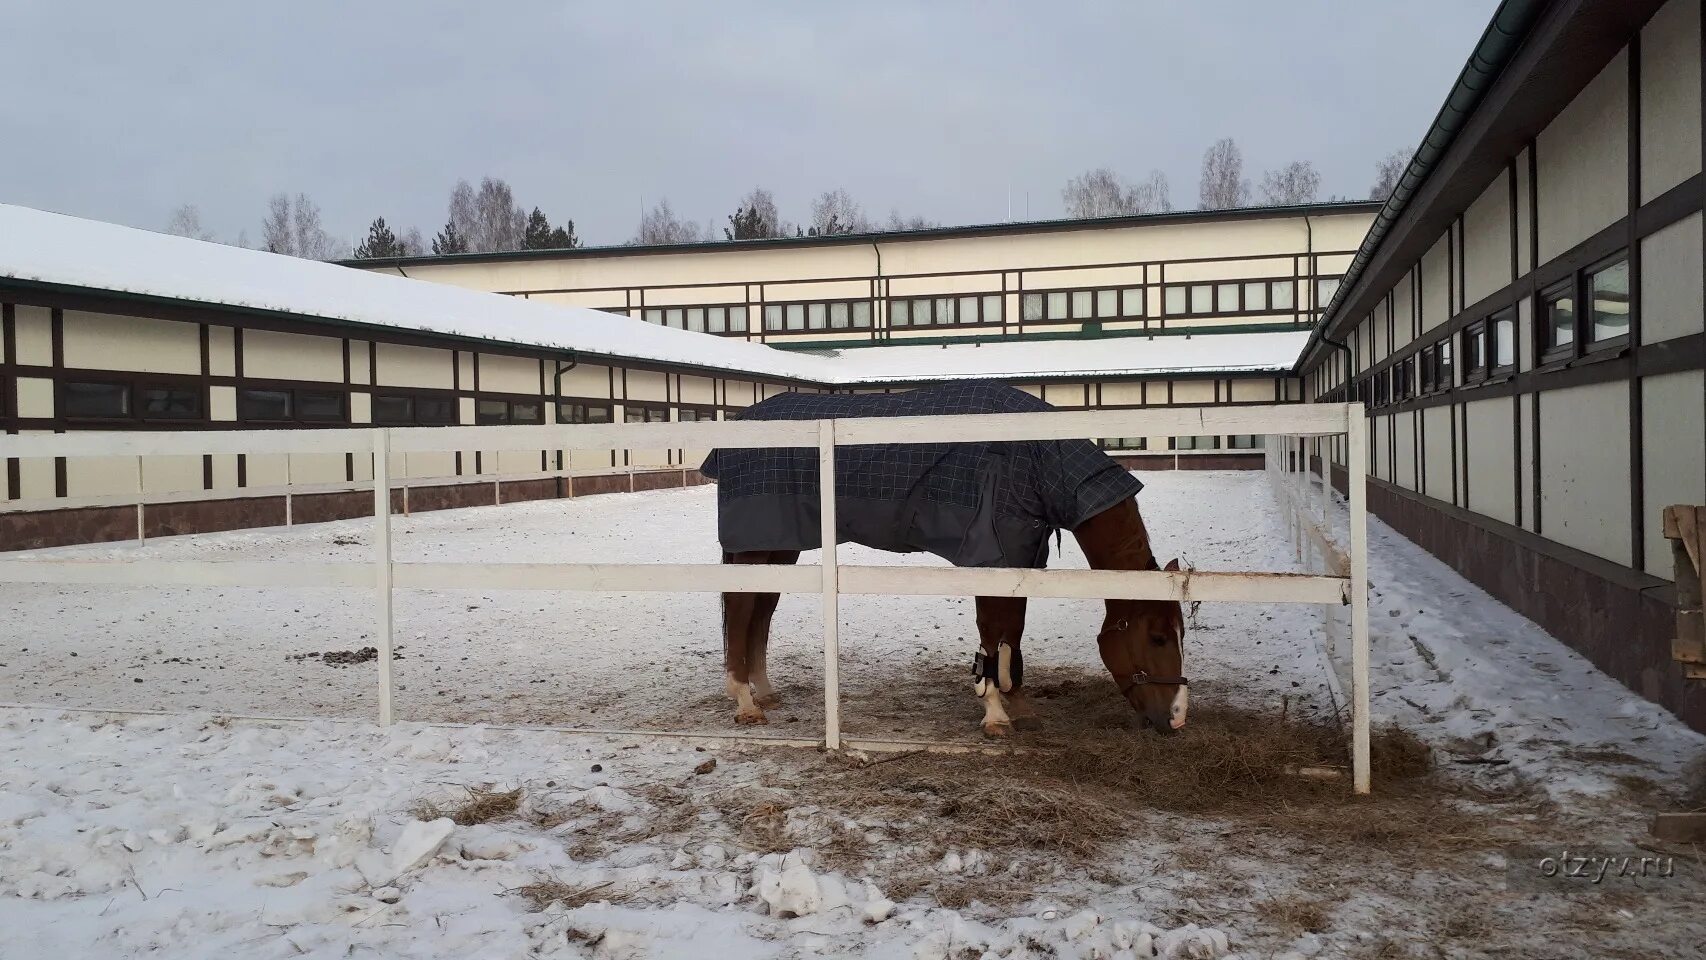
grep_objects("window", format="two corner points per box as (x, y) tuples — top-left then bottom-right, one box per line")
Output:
(239, 389), (293, 422)
(851, 301), (871, 328)
(1099, 438), (1147, 451)
(1541, 282), (1575, 354)
(1164, 286), (1187, 315)
(1217, 283), (1240, 311)
(1244, 282), (1268, 311)
(623, 404), (669, 424)
(557, 401), (613, 424)
(1419, 346), (1437, 393)
(373, 394), (414, 425)
(1462, 324), (1486, 381)
(297, 391), (345, 422)
(1022, 293), (1044, 322)
(830, 302), (850, 329)
(1046, 291), (1069, 320)
(708, 306), (728, 334)
(785, 304), (805, 331)
(643, 308), (663, 326)
(140, 386), (199, 419)
(1171, 435), (1220, 450)
(1437, 338), (1453, 389)
(1271, 280), (1295, 310)
(1096, 289), (1117, 318)
(475, 397), (543, 425)
(1588, 258), (1629, 342)
(729, 306), (749, 333)
(912, 298), (933, 326)
(677, 406), (717, 422)
(1120, 287), (1143, 317)
(1492, 310), (1515, 369)
(1226, 435), (1262, 450)
(807, 303), (827, 330)
(665, 308), (684, 329)
(510, 400), (543, 424)
(891, 299), (912, 327)
(1189, 285), (1213, 314)
(934, 297), (955, 324)
(1071, 290), (1093, 319)
(62, 381), (131, 419)
(960, 296), (980, 324)
(687, 307), (707, 333)
(982, 295), (1003, 324)
(375, 392), (456, 426)
(476, 399), (510, 425)
(1316, 277), (1341, 306)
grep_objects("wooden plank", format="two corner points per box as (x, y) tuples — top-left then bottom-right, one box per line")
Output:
(392, 562), (822, 594)
(833, 403), (1351, 446)
(837, 565), (1348, 604)
(373, 430), (395, 727)
(0, 559), (371, 588)
(0, 427), (377, 459)
(819, 419), (842, 750)
(1347, 412), (1372, 796)
(1651, 813), (1706, 843)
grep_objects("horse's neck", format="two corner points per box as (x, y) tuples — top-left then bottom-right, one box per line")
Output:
(1071, 499), (1158, 574)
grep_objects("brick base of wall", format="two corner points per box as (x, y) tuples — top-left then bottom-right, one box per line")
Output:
(1325, 461), (1705, 734)
(0, 468), (713, 552)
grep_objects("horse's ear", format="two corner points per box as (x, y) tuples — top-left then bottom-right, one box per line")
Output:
(1163, 558), (1181, 572)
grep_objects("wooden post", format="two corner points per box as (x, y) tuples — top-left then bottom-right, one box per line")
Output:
(1347, 411), (1371, 794)
(819, 419), (842, 750)
(284, 455), (293, 528)
(373, 429), (395, 726)
(1664, 505), (1704, 675)
(134, 456), (146, 543)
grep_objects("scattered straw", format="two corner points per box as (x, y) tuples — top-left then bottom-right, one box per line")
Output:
(1255, 894), (1332, 936)
(411, 785), (523, 826)
(510, 878), (633, 912)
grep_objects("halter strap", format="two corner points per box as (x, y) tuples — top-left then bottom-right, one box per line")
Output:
(1119, 670), (1190, 696)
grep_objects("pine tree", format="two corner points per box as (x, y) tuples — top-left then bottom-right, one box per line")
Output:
(353, 217), (404, 259)
(432, 220), (467, 255)
(546, 224), (576, 248)
(522, 207), (578, 250)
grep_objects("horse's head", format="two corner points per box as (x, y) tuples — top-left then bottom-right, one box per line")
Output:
(1096, 557), (1188, 733)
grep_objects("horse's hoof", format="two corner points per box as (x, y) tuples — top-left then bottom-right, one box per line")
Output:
(982, 721), (1013, 739)
(735, 709), (769, 726)
(755, 693), (782, 709)
(1012, 715), (1043, 731)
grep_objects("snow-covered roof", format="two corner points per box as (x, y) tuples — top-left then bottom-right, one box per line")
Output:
(0, 203), (1305, 384)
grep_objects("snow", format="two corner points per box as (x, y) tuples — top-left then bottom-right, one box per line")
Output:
(0, 203), (1304, 386)
(3, 471), (1704, 957)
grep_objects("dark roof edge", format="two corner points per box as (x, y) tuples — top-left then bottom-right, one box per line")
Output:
(338, 201), (1383, 269)
(1295, 0), (1550, 374)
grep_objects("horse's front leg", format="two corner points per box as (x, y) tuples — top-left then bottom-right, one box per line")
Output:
(973, 596), (1028, 737)
(747, 550), (798, 709)
(722, 551), (768, 725)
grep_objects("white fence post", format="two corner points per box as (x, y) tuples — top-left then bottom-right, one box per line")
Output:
(284, 455), (293, 528)
(1346, 411), (1371, 795)
(373, 429), (396, 726)
(819, 419), (841, 750)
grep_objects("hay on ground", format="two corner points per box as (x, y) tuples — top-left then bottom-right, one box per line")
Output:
(510, 878), (634, 912)
(411, 785), (523, 826)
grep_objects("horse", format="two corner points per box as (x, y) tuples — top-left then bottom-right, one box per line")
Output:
(701, 383), (1187, 737)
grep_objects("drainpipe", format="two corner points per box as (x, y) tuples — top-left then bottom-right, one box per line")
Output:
(871, 240), (884, 351)
(552, 354), (579, 491)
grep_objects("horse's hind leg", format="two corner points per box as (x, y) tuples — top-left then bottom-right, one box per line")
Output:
(999, 602), (1040, 730)
(747, 550), (798, 709)
(973, 596), (1027, 737)
(722, 551), (768, 725)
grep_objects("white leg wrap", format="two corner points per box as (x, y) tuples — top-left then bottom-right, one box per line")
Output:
(997, 642), (1014, 693)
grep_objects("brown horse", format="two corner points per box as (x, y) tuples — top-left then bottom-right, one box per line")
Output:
(720, 495), (1187, 737)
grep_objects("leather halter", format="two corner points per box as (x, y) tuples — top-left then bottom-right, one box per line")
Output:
(1103, 617), (1189, 695)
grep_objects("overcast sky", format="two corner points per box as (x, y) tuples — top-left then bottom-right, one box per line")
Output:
(3, 1), (1495, 250)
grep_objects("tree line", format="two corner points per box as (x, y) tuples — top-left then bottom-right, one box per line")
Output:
(163, 145), (1412, 260)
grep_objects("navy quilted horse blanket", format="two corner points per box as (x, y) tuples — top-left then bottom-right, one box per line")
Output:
(700, 383), (1142, 568)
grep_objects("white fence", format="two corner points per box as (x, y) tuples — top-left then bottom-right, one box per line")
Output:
(0, 403), (1373, 792)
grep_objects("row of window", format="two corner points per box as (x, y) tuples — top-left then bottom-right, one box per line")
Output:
(616, 276), (1341, 337)
(1364, 255), (1627, 408)
(1097, 435), (1263, 451)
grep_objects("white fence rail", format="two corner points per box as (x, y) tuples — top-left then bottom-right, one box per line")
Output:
(0, 403), (1373, 791)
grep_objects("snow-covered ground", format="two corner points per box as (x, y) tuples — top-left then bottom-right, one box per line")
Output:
(3, 472), (1704, 959)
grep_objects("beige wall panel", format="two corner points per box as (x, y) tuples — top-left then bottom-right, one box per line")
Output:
(1393, 411), (1416, 491)
(246, 454), (287, 488)
(1519, 394), (1537, 532)
(65, 457), (132, 498)
(208, 326), (236, 377)
(60, 313), (200, 376)
(209, 385), (236, 421)
(458, 397), (476, 426)
(288, 453), (348, 485)
(557, 363), (611, 398)
(16, 378), (53, 417)
(1230, 379), (1275, 403)
(1464, 399), (1517, 525)
(1536, 51), (1629, 262)
(679, 376), (716, 405)
(211, 454), (239, 489)
(345, 341), (369, 385)
(490, 449), (544, 475)
(1170, 380), (1215, 405)
(762, 280), (884, 300)
(1517, 297), (1536, 370)
(242, 329), (344, 383)
(1643, 370), (1706, 574)
(1021, 266), (1149, 288)
(143, 456), (204, 495)
(1420, 237), (1451, 332)
(623, 370), (669, 402)
(527, 291), (624, 309)
(1372, 415), (1389, 482)
(640, 285), (748, 305)
(375, 343), (454, 389)
(1640, 211), (1704, 343)
(1040, 383), (1085, 407)
(1101, 381), (1145, 404)
(1641, 0), (1703, 202)
(455, 350), (473, 390)
(14, 306), (53, 366)
(1390, 279), (1414, 350)
(350, 391), (371, 424)
(1462, 170), (1513, 305)
(1314, 253), (1354, 275)
(17, 438), (55, 499)
(1014, 385), (1044, 400)
(1422, 405), (1454, 500)
(478, 354), (540, 395)
(1372, 304), (1389, 361)
(1539, 380), (1631, 564)
(401, 451), (456, 480)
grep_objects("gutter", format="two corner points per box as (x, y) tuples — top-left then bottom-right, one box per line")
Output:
(1295, 0), (1548, 375)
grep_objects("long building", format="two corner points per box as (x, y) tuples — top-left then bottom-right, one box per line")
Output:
(2, 0), (1703, 731)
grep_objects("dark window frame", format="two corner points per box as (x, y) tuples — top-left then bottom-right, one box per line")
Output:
(59, 374), (208, 425)
(1019, 285), (1146, 327)
(556, 397), (615, 425)
(1584, 253), (1632, 351)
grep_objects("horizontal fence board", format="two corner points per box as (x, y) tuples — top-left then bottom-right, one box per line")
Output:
(837, 565), (1347, 604)
(385, 419), (820, 454)
(0, 428), (378, 459)
(0, 559), (371, 588)
(392, 562), (821, 594)
(832, 404), (1350, 445)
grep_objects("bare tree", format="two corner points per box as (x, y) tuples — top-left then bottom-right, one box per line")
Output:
(883, 209), (939, 231)
(1369, 148), (1410, 201)
(807, 189), (869, 236)
(633, 198), (704, 245)
(260, 192), (341, 259)
(725, 187), (786, 240)
(165, 204), (216, 242)
(1258, 161), (1322, 205)
(1061, 168), (1171, 218)
(471, 178), (526, 252)
(401, 227), (426, 257)
(1198, 138), (1250, 209)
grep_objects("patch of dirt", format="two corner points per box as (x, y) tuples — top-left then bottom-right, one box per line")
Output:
(286, 646), (404, 667)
